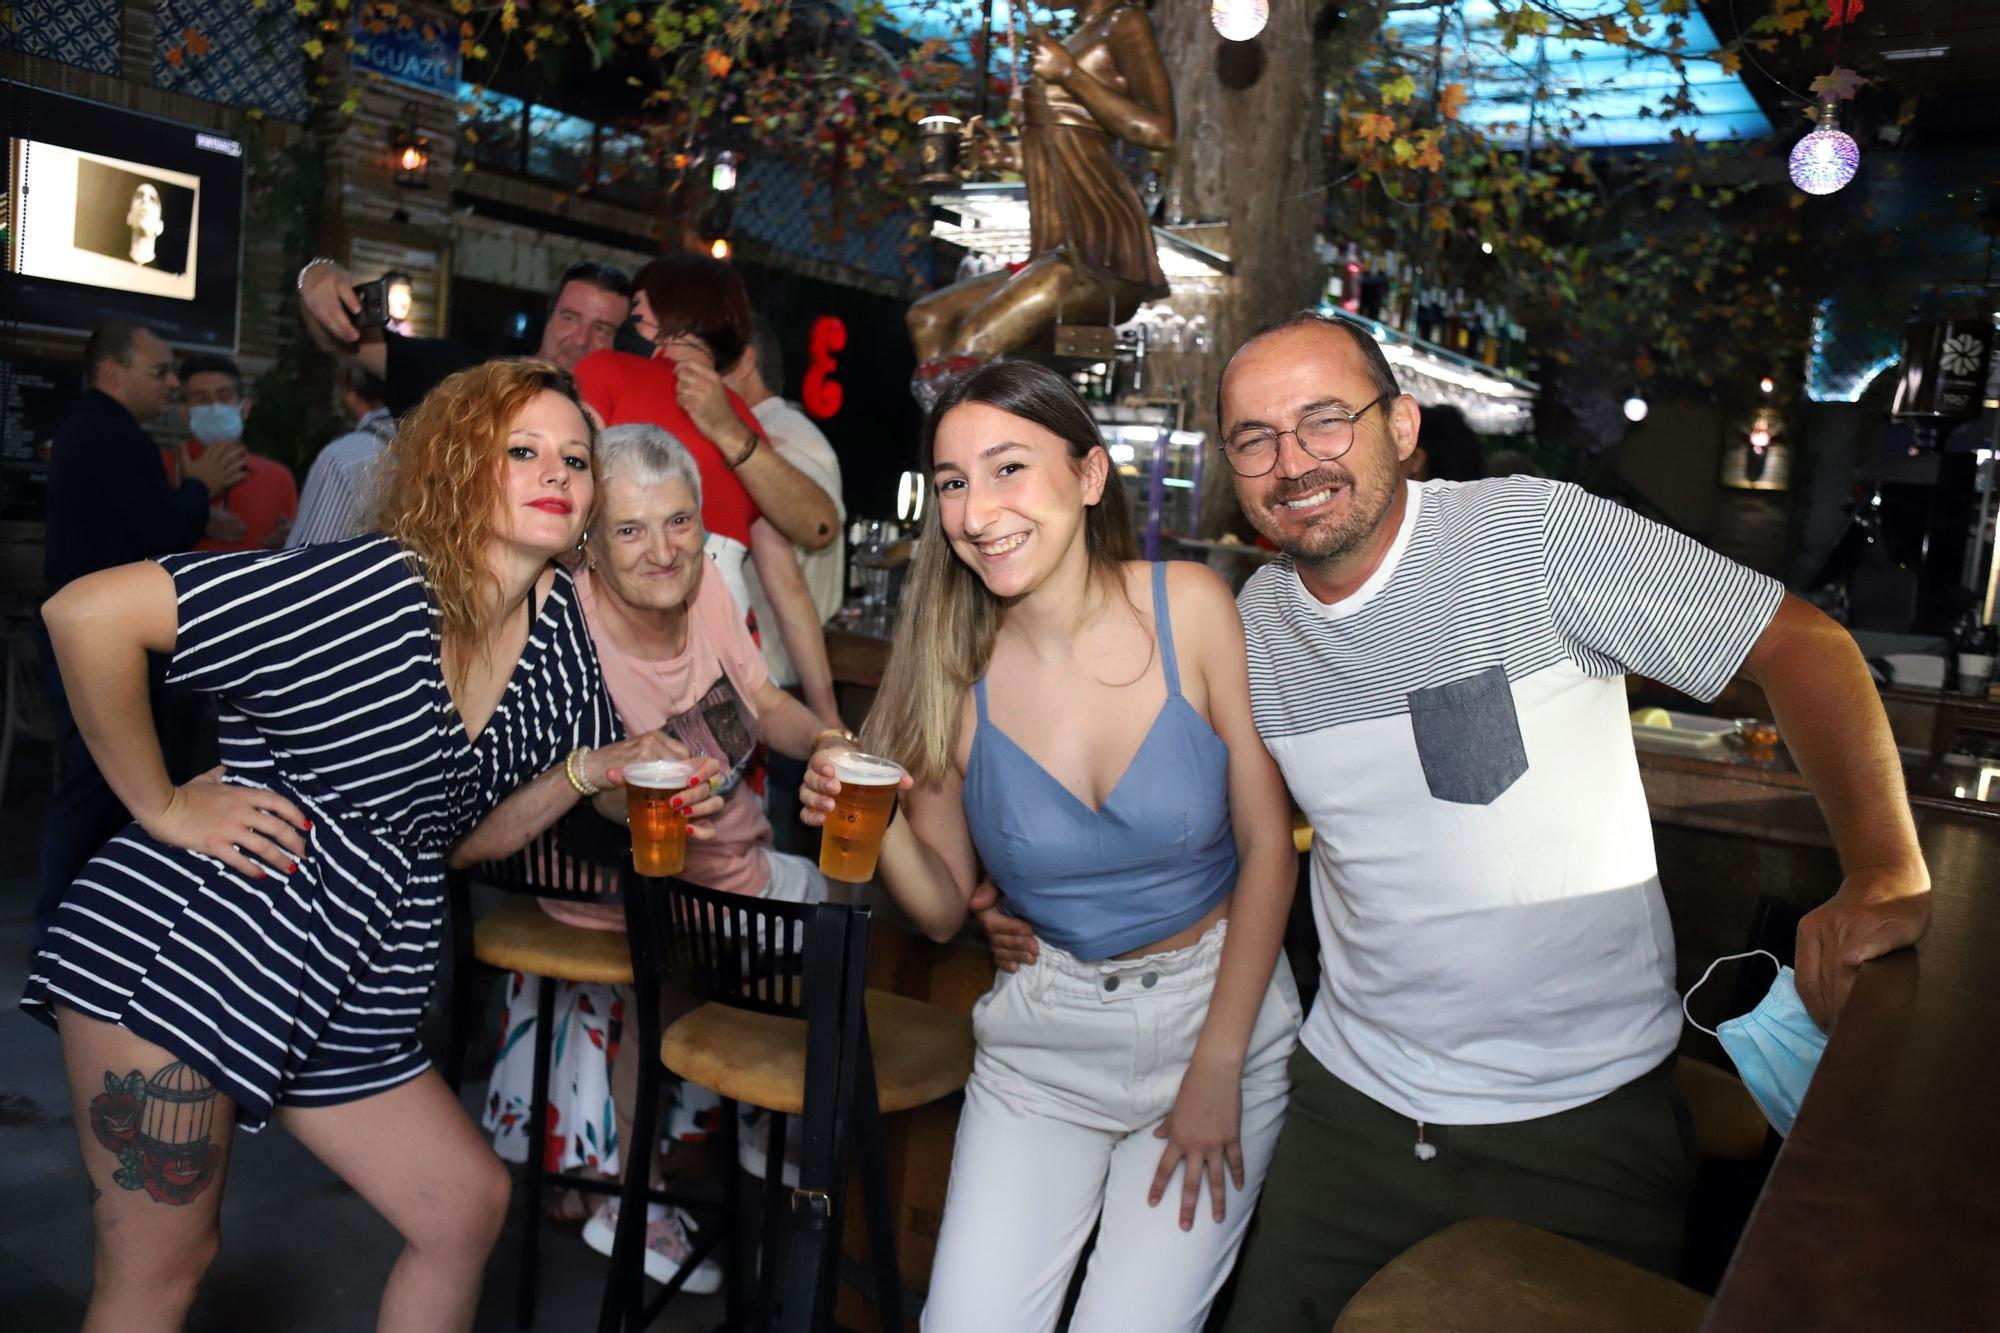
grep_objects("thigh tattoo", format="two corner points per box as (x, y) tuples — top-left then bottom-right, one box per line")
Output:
(87, 1062), (222, 1206)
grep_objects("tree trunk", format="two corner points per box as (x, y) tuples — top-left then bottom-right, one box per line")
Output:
(1151, 0), (1386, 537)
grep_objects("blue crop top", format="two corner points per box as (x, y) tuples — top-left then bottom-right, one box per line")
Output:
(962, 562), (1238, 961)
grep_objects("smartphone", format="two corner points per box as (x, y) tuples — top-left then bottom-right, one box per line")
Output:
(355, 273), (415, 329)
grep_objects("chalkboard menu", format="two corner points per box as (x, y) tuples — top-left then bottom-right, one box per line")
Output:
(0, 355), (79, 520)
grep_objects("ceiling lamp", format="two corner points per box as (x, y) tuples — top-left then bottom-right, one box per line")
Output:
(1623, 392), (1650, 423)
(1789, 98), (1860, 196)
(1210, 0), (1269, 42)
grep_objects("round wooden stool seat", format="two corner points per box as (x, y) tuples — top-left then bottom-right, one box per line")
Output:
(1333, 1218), (1710, 1333)
(660, 990), (973, 1117)
(1673, 1055), (1768, 1161)
(473, 896), (634, 985)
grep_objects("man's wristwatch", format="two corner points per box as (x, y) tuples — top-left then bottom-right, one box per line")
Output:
(296, 257), (340, 295)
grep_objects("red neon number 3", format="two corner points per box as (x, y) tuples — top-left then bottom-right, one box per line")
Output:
(802, 315), (846, 420)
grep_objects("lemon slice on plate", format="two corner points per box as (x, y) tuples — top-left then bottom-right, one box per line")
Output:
(1630, 707), (1673, 729)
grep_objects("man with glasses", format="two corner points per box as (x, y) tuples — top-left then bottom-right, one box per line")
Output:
(1214, 312), (1929, 1329)
(34, 321), (246, 951)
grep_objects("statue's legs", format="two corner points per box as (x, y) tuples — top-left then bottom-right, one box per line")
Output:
(952, 255), (1113, 362)
(907, 268), (1014, 362)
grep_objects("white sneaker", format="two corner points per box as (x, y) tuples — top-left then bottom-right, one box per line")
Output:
(737, 1111), (802, 1187)
(582, 1200), (723, 1295)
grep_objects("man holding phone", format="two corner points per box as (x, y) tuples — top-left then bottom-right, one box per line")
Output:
(295, 256), (634, 414)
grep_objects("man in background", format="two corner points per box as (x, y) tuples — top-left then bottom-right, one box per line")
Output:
(176, 352), (297, 551)
(296, 257), (632, 414)
(36, 321), (244, 949)
(290, 362), (394, 546)
(725, 315), (847, 849)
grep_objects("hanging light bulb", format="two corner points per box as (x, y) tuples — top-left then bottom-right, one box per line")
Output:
(1788, 97), (1860, 196)
(1210, 0), (1269, 42)
(1623, 392), (1650, 423)
(1758, 375), (1775, 395)
(1749, 419), (1772, 450)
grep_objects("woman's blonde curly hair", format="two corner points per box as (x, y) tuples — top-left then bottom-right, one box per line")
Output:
(371, 359), (595, 683)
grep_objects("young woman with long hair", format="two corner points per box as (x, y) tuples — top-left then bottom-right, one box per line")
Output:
(23, 359), (698, 1332)
(802, 361), (1299, 1332)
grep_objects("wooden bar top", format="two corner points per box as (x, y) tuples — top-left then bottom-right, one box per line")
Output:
(1701, 806), (2000, 1330)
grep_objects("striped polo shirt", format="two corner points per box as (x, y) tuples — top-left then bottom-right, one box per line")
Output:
(1239, 477), (1782, 1124)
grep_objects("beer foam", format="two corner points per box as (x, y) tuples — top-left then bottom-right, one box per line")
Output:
(625, 759), (700, 788)
(832, 752), (904, 785)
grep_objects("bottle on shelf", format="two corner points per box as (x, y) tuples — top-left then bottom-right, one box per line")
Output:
(1341, 243), (1362, 314)
(1380, 252), (1402, 334)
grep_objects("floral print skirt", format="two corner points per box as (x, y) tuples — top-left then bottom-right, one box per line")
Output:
(483, 974), (725, 1174)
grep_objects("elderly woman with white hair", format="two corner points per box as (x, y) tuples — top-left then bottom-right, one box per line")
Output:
(482, 423), (842, 1285)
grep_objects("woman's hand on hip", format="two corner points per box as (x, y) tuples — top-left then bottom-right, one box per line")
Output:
(141, 767), (310, 880)
(1150, 1055), (1245, 1230)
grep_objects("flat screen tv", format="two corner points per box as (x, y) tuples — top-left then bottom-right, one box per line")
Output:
(2, 81), (245, 348)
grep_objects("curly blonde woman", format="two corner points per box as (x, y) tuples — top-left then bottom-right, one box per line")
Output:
(23, 359), (707, 1332)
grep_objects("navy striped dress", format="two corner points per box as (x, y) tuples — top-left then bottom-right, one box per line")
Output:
(23, 535), (618, 1129)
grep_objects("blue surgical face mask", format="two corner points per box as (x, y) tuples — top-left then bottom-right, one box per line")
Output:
(187, 401), (244, 446)
(1683, 949), (1828, 1137)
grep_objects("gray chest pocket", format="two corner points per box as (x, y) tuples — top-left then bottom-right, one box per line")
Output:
(1407, 666), (1528, 805)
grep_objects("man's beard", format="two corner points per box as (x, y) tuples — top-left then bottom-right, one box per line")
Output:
(1245, 455), (1400, 567)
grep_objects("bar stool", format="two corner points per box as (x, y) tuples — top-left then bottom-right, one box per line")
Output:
(616, 872), (974, 1333)
(444, 835), (711, 1331)
(1332, 1217), (1711, 1333)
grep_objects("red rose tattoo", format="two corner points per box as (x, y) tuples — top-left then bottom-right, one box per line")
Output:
(137, 1145), (218, 1205)
(88, 1071), (146, 1152)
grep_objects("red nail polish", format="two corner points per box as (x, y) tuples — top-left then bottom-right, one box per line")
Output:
(303, 819), (313, 830)
(288, 862), (299, 874)
(670, 798), (682, 810)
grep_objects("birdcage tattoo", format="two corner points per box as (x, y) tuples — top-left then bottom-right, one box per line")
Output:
(137, 1062), (217, 1157)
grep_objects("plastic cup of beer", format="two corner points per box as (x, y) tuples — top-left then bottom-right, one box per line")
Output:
(819, 752), (905, 883)
(626, 758), (701, 877)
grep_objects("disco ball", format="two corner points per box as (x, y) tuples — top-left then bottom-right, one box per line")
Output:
(1210, 0), (1270, 42)
(1789, 124), (1860, 196)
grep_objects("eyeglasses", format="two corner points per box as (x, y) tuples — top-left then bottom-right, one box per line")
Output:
(1220, 391), (1393, 478)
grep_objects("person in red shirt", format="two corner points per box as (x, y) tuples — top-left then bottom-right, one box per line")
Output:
(573, 255), (837, 631)
(174, 353), (299, 551)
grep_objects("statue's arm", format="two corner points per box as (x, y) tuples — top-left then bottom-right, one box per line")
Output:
(1045, 12), (1175, 152)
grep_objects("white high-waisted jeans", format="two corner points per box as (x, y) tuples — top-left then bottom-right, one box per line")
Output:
(921, 921), (1300, 1333)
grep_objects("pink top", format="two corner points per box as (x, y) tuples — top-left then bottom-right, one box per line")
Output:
(539, 561), (776, 930)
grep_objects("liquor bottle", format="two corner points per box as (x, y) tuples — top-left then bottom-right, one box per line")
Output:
(1380, 252), (1402, 333)
(1452, 289), (1472, 354)
(1341, 244), (1362, 314)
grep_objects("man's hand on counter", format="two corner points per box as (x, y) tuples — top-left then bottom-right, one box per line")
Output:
(1794, 862), (1932, 1030)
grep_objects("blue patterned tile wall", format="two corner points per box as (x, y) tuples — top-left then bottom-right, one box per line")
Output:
(153, 0), (308, 123)
(0, 0), (121, 76)
(737, 156), (929, 288)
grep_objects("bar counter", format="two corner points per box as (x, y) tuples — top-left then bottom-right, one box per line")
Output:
(1694, 797), (2000, 1330)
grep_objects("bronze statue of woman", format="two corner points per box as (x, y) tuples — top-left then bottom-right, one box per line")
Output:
(907, 0), (1173, 365)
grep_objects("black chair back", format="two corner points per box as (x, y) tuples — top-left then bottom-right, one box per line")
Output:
(620, 869), (895, 1333)
(475, 817), (626, 901)
(621, 870), (835, 1018)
